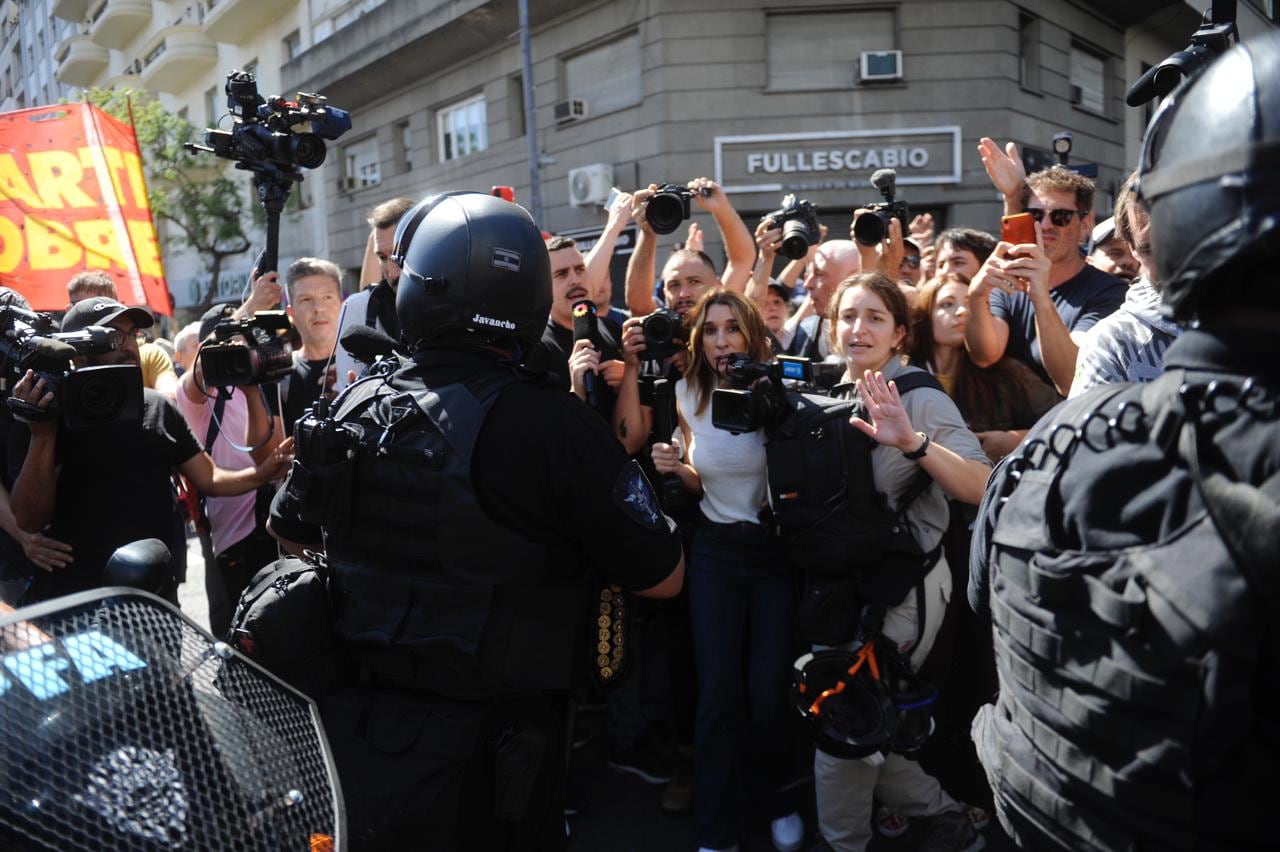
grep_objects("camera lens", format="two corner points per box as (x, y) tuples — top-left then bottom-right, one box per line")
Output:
(853, 211), (887, 247)
(646, 192), (686, 235)
(780, 220), (812, 260)
(291, 133), (327, 169)
(71, 371), (126, 424)
(643, 313), (672, 343)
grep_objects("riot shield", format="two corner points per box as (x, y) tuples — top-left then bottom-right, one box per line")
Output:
(0, 588), (344, 850)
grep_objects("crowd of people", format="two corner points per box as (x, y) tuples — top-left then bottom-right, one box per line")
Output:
(0, 114), (1193, 852)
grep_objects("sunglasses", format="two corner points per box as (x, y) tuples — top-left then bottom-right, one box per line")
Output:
(901, 255), (921, 268)
(1027, 208), (1084, 226)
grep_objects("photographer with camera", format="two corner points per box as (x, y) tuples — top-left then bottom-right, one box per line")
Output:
(967, 157), (1126, 399)
(7, 298), (293, 605)
(67, 272), (179, 400)
(176, 299), (290, 637)
(811, 273), (991, 852)
(749, 204), (827, 351)
(649, 288), (805, 852)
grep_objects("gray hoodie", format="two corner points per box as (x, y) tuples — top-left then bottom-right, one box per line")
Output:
(1070, 278), (1182, 397)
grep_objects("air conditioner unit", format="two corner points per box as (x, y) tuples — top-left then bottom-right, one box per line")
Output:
(568, 163), (613, 208)
(554, 98), (588, 124)
(860, 50), (903, 82)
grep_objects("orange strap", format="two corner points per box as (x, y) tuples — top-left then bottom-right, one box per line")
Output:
(808, 641), (880, 716)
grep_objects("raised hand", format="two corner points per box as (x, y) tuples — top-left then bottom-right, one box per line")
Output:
(849, 370), (919, 452)
(977, 137), (1027, 198)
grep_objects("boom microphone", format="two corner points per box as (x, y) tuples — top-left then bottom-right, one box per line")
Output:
(340, 323), (401, 366)
(572, 300), (600, 408)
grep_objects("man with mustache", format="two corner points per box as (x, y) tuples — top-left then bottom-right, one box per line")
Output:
(524, 236), (626, 419)
(7, 298), (292, 605)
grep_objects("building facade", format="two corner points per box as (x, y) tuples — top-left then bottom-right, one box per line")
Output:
(30, 0), (1280, 311)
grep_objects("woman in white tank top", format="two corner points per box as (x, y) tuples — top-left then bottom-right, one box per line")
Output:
(651, 290), (804, 852)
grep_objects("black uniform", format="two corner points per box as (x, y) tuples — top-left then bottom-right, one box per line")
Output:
(969, 328), (1280, 850)
(271, 348), (681, 850)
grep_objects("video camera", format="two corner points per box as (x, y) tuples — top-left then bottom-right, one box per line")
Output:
(645, 183), (710, 235)
(852, 169), (909, 247)
(195, 71), (351, 176)
(199, 311), (294, 387)
(0, 306), (142, 431)
(640, 308), (685, 361)
(712, 355), (844, 434)
(763, 195), (822, 260)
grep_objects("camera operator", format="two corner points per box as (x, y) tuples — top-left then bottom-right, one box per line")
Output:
(7, 298), (293, 605)
(0, 288), (73, 605)
(334, 198), (415, 390)
(176, 301), (288, 637)
(967, 156), (1126, 398)
(66, 271), (178, 401)
(748, 218), (826, 351)
(277, 259), (344, 433)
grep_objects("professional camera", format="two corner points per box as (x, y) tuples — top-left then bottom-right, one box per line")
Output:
(199, 311), (294, 387)
(852, 169), (910, 247)
(711, 355), (795, 434)
(0, 306), (142, 431)
(774, 354), (845, 393)
(640, 308), (685, 361)
(197, 71), (351, 174)
(646, 184), (709, 235)
(763, 195), (822, 260)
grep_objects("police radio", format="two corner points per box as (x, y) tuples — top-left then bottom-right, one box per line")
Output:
(290, 400), (362, 526)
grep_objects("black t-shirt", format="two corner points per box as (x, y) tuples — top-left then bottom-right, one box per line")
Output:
(8, 389), (203, 601)
(271, 357), (680, 594)
(282, 358), (331, 436)
(990, 263), (1126, 386)
(523, 317), (623, 422)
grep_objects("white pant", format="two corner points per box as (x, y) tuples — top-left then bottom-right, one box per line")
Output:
(814, 557), (960, 852)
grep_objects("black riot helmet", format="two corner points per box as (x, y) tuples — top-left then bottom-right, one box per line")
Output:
(1137, 30), (1280, 323)
(392, 191), (551, 351)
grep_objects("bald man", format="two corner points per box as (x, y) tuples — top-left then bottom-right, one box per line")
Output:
(785, 240), (861, 359)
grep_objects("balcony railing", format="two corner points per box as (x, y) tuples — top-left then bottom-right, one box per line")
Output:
(203, 0), (291, 44)
(137, 24), (216, 94)
(88, 0), (152, 50)
(55, 34), (109, 88)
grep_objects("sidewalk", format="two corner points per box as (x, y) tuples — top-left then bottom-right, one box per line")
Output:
(176, 531), (211, 634)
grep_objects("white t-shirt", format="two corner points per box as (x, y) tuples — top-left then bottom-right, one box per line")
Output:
(676, 377), (768, 525)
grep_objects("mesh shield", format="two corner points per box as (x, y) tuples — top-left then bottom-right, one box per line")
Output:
(0, 589), (343, 851)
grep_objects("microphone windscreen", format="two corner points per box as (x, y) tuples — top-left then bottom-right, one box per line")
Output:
(341, 323), (400, 364)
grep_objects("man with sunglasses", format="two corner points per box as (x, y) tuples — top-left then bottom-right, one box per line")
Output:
(966, 167), (1126, 400)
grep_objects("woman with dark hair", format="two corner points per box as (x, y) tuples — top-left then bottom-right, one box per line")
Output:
(813, 273), (991, 852)
(909, 273), (1060, 459)
(651, 288), (804, 852)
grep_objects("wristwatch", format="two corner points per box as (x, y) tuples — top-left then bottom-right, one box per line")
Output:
(902, 431), (930, 460)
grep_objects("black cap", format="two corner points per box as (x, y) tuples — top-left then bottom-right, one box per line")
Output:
(199, 303), (238, 341)
(61, 298), (154, 334)
(766, 280), (793, 301)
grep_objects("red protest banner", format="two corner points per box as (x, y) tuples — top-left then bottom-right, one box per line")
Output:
(0, 102), (169, 315)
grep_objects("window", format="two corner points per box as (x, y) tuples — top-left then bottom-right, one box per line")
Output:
(508, 74), (526, 138)
(204, 86), (218, 126)
(1018, 12), (1041, 91)
(283, 30), (302, 61)
(767, 10), (894, 90)
(436, 95), (487, 162)
(397, 121), (413, 172)
(562, 31), (642, 116)
(343, 136), (380, 188)
(1070, 44), (1106, 114)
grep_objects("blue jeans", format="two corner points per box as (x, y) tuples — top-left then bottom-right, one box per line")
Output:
(689, 520), (795, 848)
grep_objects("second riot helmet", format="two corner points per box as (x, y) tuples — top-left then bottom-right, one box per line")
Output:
(1137, 30), (1280, 322)
(393, 191), (551, 351)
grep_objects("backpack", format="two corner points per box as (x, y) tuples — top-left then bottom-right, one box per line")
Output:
(228, 556), (337, 700)
(766, 371), (944, 643)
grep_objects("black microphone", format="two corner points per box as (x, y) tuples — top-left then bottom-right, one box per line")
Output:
(341, 323), (401, 367)
(572, 299), (600, 408)
(25, 337), (78, 369)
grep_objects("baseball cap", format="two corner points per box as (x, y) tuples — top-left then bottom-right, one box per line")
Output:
(199, 303), (238, 341)
(766, 280), (793, 301)
(1088, 217), (1117, 254)
(61, 298), (154, 334)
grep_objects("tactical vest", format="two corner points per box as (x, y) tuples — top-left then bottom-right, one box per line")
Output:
(298, 358), (589, 700)
(973, 370), (1280, 851)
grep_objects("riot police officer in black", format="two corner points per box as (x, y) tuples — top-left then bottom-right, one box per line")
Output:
(269, 192), (685, 851)
(970, 32), (1280, 852)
